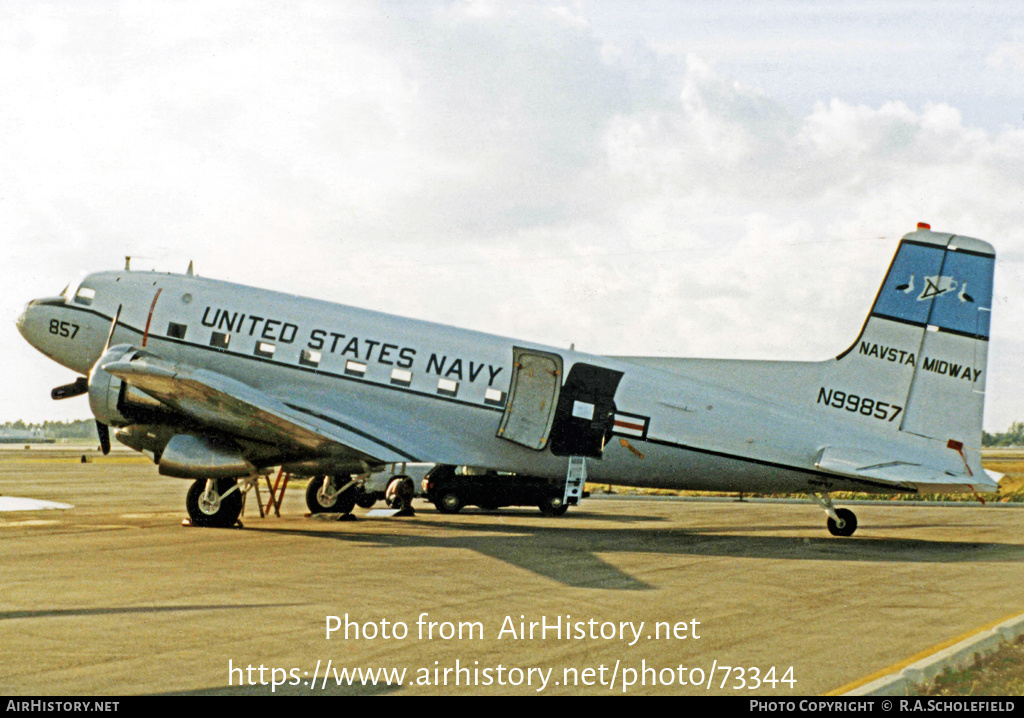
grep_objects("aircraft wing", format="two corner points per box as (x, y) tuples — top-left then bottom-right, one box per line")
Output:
(101, 352), (424, 465)
(814, 446), (1001, 493)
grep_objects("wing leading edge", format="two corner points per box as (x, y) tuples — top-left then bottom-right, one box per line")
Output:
(101, 349), (424, 467)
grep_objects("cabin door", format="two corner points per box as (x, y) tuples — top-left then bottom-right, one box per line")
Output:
(496, 348), (563, 450)
(548, 363), (623, 458)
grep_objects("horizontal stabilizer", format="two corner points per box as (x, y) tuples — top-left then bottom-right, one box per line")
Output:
(814, 446), (998, 493)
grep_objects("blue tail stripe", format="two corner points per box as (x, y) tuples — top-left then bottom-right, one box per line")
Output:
(871, 240), (993, 339)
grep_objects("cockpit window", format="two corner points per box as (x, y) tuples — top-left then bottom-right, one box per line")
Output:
(73, 286), (96, 306)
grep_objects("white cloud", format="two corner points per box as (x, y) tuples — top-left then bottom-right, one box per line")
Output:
(1, 1), (1021, 431)
(987, 40), (1024, 75)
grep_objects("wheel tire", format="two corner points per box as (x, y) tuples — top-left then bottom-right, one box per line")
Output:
(186, 478), (243, 528)
(538, 495), (568, 517)
(305, 475), (356, 515)
(826, 507), (858, 537)
(435, 491), (463, 514)
(355, 488), (377, 509)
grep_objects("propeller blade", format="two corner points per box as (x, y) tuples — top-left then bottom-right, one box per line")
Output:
(51, 377), (89, 400)
(103, 304), (123, 354)
(96, 421), (110, 455)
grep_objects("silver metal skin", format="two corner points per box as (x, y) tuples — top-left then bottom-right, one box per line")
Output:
(17, 226), (1000, 533)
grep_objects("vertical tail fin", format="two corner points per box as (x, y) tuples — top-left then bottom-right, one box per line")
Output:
(832, 225), (994, 444)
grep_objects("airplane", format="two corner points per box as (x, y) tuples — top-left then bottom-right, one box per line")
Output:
(16, 223), (1001, 535)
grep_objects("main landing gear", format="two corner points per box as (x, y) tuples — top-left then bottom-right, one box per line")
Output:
(183, 473), (366, 527)
(186, 478), (244, 528)
(305, 474), (358, 516)
(305, 472), (417, 517)
(810, 493), (858, 537)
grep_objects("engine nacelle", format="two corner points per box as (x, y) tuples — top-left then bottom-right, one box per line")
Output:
(87, 345), (167, 427)
(114, 424), (177, 459)
(158, 434), (255, 479)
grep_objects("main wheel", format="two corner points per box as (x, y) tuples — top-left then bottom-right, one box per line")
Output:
(306, 474), (356, 515)
(538, 495), (568, 517)
(355, 488), (377, 509)
(826, 507), (858, 537)
(186, 478), (243, 528)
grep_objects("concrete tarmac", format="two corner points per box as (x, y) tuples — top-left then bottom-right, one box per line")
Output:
(1, 448), (1022, 696)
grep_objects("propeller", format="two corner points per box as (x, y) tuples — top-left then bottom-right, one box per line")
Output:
(103, 304), (123, 353)
(96, 421), (110, 455)
(49, 304), (124, 455)
(93, 304), (122, 456)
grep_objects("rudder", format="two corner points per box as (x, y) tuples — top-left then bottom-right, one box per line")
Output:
(831, 225), (994, 444)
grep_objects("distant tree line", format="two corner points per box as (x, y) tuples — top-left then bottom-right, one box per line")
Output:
(983, 421), (1024, 447)
(2, 420), (98, 440)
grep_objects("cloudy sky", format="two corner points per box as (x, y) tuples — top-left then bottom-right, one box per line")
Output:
(2, 1), (1022, 432)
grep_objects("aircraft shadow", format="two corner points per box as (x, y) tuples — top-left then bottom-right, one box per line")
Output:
(0, 603), (302, 622)
(256, 512), (1024, 590)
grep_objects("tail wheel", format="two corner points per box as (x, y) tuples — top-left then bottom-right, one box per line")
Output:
(826, 508), (858, 537)
(186, 478), (243, 528)
(306, 474), (356, 515)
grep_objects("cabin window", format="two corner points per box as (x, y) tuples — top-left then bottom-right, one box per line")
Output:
(167, 322), (187, 340)
(74, 286), (96, 306)
(437, 378), (459, 398)
(299, 349), (321, 368)
(484, 387), (506, 407)
(255, 341), (275, 359)
(345, 360), (367, 377)
(210, 332), (230, 350)
(390, 368), (412, 387)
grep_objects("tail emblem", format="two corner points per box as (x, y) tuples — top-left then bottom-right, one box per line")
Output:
(896, 273), (973, 303)
(917, 274), (958, 301)
(874, 240), (993, 340)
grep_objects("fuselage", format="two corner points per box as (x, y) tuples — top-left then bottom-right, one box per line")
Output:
(17, 268), (964, 495)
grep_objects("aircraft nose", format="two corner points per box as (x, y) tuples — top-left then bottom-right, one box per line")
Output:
(17, 296), (65, 347)
(17, 295), (106, 375)
(16, 302), (32, 339)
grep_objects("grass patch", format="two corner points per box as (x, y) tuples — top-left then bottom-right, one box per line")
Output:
(917, 636), (1024, 696)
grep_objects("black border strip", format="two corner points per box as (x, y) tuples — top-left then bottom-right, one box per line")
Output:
(869, 312), (990, 340)
(898, 238), (996, 258)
